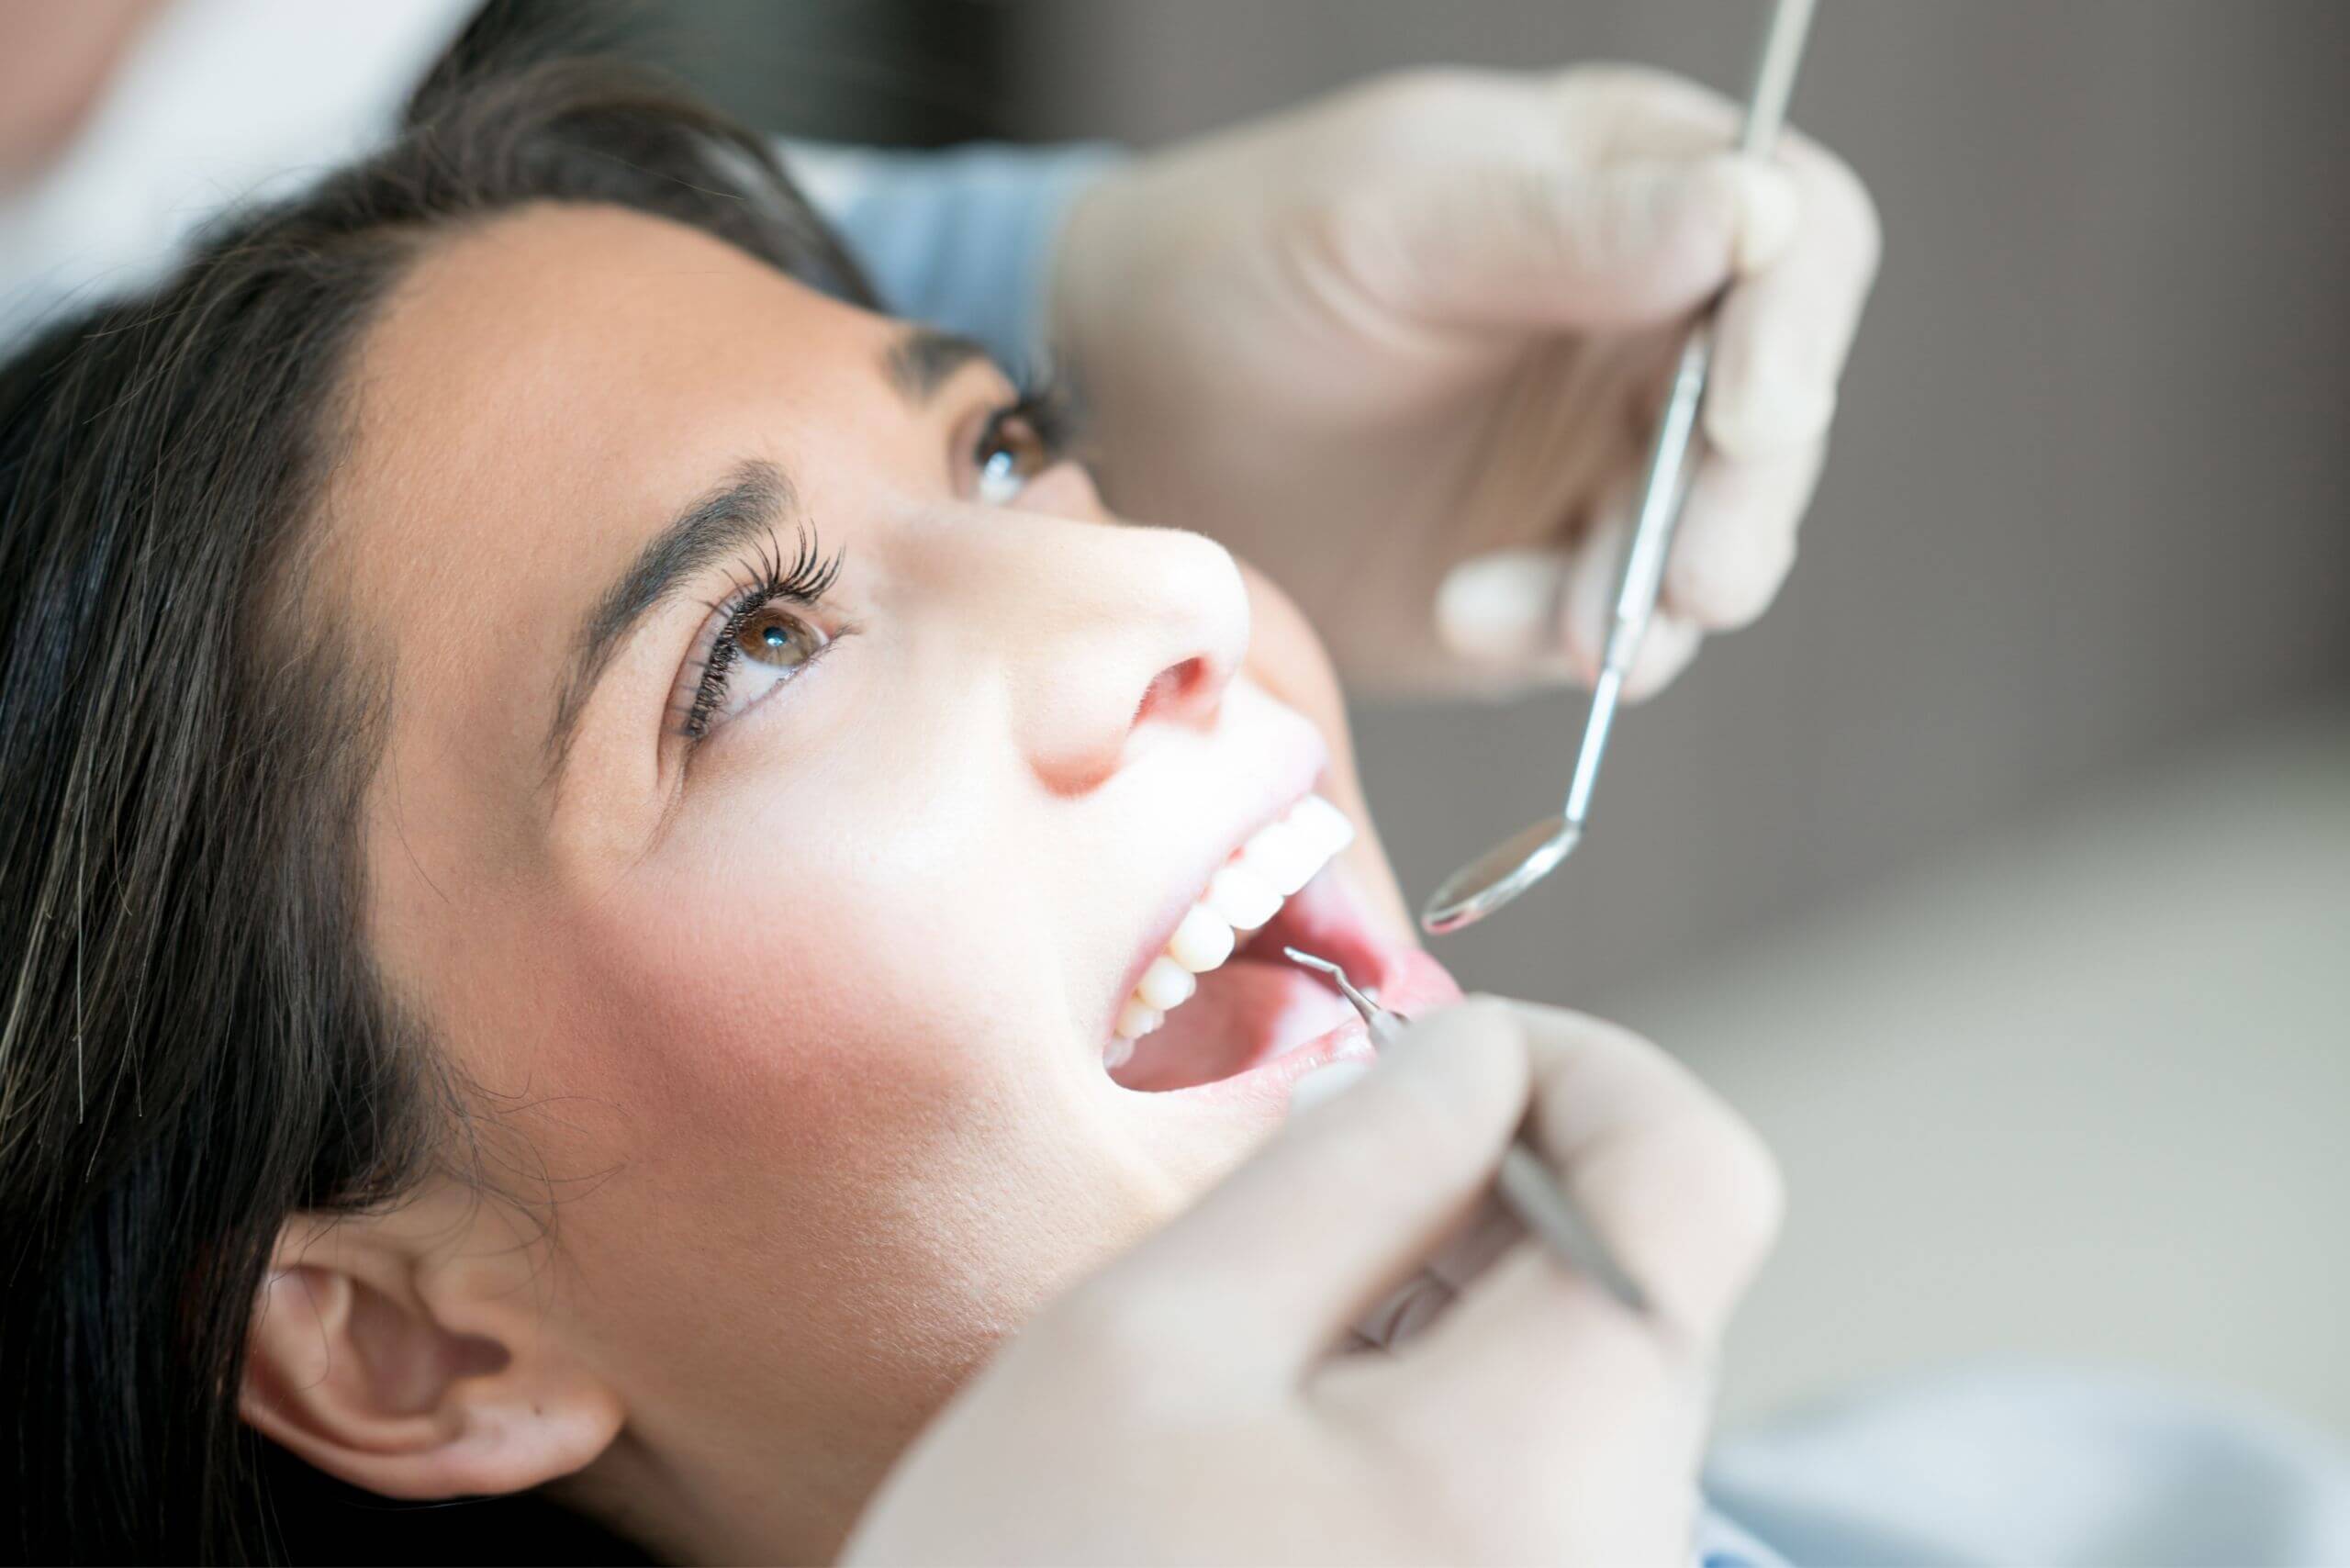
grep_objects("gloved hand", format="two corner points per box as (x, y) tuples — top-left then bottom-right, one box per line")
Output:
(840, 998), (1782, 1564)
(1053, 65), (1880, 699)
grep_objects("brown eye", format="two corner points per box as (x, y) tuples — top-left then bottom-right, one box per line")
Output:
(732, 606), (824, 670)
(975, 412), (1053, 504)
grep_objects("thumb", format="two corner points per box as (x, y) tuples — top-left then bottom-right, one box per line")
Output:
(1370, 151), (1796, 330)
(1437, 547), (1572, 676)
(1436, 543), (1704, 698)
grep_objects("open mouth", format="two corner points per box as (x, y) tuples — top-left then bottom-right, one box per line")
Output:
(1106, 793), (1460, 1093)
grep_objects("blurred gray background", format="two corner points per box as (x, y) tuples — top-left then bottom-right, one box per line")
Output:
(666, 1), (2350, 1437)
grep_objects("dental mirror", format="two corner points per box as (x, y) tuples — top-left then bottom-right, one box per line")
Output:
(1417, 0), (1817, 936)
(1420, 815), (1581, 935)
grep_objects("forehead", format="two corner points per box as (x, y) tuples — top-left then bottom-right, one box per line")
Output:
(338, 202), (878, 545)
(323, 204), (889, 866)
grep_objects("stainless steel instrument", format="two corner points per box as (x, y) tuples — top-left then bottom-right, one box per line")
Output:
(1283, 946), (1649, 1314)
(1421, 0), (1818, 935)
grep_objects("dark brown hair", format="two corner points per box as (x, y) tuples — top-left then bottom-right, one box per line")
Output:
(0, 11), (869, 1561)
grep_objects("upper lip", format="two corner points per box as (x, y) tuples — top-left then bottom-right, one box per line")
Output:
(1108, 745), (1329, 1042)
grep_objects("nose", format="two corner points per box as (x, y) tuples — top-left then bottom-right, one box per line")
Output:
(1012, 522), (1249, 794)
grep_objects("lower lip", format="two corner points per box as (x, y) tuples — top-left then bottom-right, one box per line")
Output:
(1136, 946), (1462, 1109)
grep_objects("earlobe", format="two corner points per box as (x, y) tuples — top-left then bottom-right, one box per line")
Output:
(241, 1206), (624, 1502)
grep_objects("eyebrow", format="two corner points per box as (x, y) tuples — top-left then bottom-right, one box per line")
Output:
(543, 459), (796, 780)
(883, 325), (993, 404)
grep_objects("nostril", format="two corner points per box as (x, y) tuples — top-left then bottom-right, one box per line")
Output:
(1136, 656), (1213, 729)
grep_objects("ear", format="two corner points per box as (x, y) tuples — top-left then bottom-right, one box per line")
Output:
(241, 1187), (625, 1501)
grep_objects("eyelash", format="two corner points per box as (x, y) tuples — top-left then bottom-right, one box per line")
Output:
(676, 380), (1077, 750)
(979, 372), (1079, 472)
(680, 528), (843, 745)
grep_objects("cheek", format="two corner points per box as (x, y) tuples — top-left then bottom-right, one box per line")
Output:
(1238, 562), (1348, 739)
(578, 813), (1055, 1182)
(481, 808), (1158, 1397)
(1234, 559), (1415, 938)
(520, 763), (1138, 1289)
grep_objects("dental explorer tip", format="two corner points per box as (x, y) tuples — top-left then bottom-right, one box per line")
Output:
(1283, 947), (1386, 1031)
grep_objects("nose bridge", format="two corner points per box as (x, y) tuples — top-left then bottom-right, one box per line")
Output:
(1009, 521), (1249, 794)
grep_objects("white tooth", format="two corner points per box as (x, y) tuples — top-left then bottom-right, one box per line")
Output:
(1237, 822), (1299, 886)
(1168, 902), (1236, 973)
(1115, 998), (1165, 1041)
(1243, 823), (1322, 897)
(1205, 864), (1281, 931)
(1291, 794), (1357, 856)
(1136, 955), (1197, 1011)
(1103, 1033), (1136, 1070)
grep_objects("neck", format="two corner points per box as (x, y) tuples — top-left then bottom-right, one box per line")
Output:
(569, 1404), (926, 1564)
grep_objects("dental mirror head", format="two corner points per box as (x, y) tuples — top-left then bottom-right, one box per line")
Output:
(1419, 814), (1580, 935)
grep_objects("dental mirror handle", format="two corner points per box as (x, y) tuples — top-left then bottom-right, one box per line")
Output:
(1563, 0), (1816, 838)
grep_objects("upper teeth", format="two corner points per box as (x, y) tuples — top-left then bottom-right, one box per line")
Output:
(1108, 793), (1356, 1062)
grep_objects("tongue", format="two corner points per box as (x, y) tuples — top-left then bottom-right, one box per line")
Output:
(1110, 957), (1355, 1092)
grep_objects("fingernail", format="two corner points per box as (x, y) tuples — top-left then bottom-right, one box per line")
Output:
(1286, 1058), (1373, 1118)
(1705, 376), (1835, 461)
(1436, 550), (1564, 664)
(1729, 160), (1800, 274)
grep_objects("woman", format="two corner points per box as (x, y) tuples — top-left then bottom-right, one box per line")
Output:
(1, 39), (1785, 1565)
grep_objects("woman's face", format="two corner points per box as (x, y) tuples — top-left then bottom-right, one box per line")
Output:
(330, 205), (1456, 1551)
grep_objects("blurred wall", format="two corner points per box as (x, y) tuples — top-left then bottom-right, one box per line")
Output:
(671, 1), (2350, 1007)
(995, 0), (2350, 1005)
(659, 0), (1015, 146)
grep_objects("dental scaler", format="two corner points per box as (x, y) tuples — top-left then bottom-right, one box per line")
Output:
(1420, 0), (1818, 935)
(1283, 947), (1649, 1315)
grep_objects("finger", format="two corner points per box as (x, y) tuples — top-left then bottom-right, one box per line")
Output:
(1435, 536), (1702, 699)
(1561, 63), (1793, 273)
(1558, 505), (1629, 685)
(1353, 1240), (1713, 1552)
(1550, 65), (1883, 459)
(1372, 1002), (1778, 1408)
(1618, 610), (1703, 702)
(1434, 547), (1576, 681)
(1349, 1195), (1525, 1350)
(1660, 437), (1823, 631)
(1070, 1000), (1534, 1385)
(1551, 62), (1744, 153)
(1319, 1004), (1768, 1510)
(1704, 151), (1881, 461)
(1436, 475), (1630, 686)
(1374, 151), (1797, 331)
(1513, 1001), (1784, 1344)
(1550, 506), (1705, 701)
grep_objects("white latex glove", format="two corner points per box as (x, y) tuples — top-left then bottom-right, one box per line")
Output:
(841, 998), (1783, 1565)
(1054, 66), (1881, 699)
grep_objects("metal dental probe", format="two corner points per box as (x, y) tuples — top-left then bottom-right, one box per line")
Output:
(1282, 947), (1649, 1314)
(1420, 0), (1819, 935)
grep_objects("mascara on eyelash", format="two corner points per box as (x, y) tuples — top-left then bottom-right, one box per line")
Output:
(681, 527), (842, 744)
(677, 374), (1068, 748)
(996, 374), (1080, 456)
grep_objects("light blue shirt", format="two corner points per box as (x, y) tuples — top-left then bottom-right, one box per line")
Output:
(787, 139), (1118, 376)
(1700, 1363), (2350, 1567)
